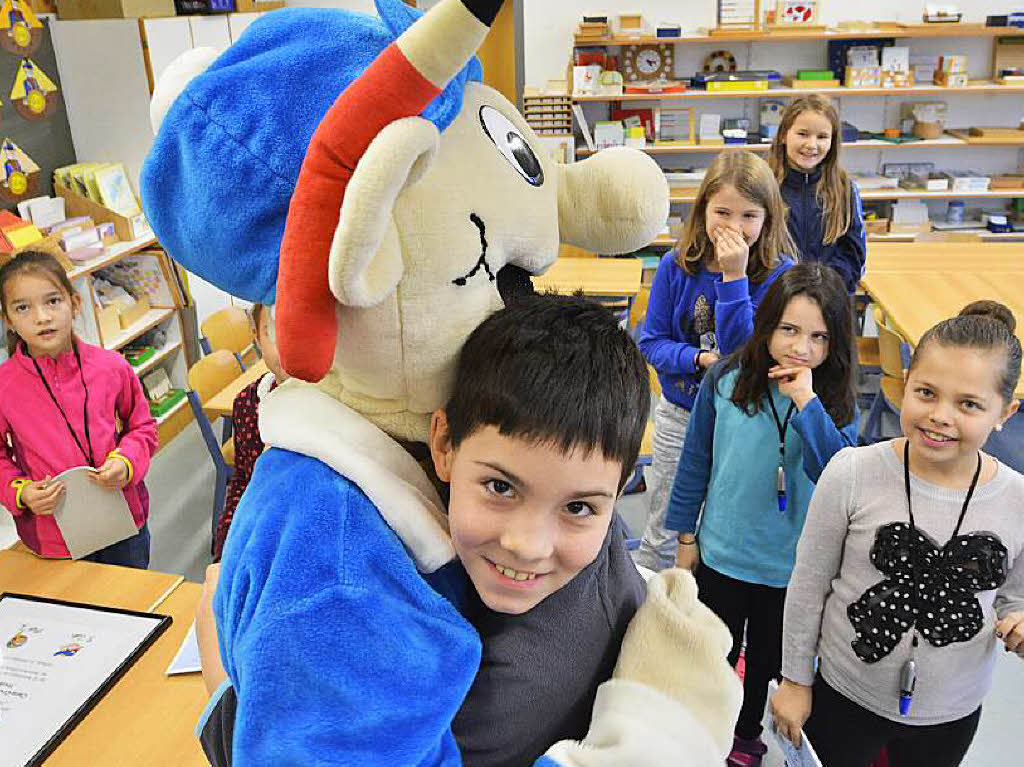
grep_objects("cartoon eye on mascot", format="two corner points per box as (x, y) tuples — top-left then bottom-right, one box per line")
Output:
(143, 1), (741, 764)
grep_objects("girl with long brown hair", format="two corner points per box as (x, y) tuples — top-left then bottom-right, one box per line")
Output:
(633, 150), (795, 574)
(768, 95), (867, 294)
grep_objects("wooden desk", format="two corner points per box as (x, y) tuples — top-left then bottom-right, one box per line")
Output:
(861, 271), (1024, 400)
(867, 243), (1024, 273)
(205, 359), (269, 419)
(0, 549), (182, 612)
(532, 257), (643, 298)
(43, 583), (208, 767)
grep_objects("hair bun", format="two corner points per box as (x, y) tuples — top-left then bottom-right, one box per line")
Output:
(959, 300), (1016, 334)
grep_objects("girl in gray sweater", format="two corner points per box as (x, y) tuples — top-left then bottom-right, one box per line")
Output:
(772, 301), (1024, 767)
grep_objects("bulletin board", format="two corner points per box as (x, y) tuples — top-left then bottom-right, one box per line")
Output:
(0, 5), (77, 208)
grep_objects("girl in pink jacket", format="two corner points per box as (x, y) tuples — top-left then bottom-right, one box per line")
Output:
(0, 251), (157, 566)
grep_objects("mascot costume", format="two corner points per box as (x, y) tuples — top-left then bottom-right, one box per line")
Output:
(142, 0), (741, 764)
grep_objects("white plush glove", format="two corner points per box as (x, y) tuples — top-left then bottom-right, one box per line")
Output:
(542, 569), (742, 766)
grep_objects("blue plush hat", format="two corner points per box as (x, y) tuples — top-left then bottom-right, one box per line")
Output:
(140, 1), (481, 305)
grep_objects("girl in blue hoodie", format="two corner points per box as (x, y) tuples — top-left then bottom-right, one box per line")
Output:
(667, 262), (860, 766)
(769, 95), (867, 295)
(633, 150), (795, 572)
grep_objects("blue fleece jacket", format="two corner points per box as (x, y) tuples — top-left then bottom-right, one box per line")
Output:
(638, 252), (793, 411)
(212, 448), (481, 766)
(664, 365), (859, 587)
(780, 166), (867, 294)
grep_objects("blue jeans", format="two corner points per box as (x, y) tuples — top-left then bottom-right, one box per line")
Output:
(84, 524), (151, 569)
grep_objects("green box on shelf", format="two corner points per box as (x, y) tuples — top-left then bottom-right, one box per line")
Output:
(125, 346), (156, 367)
(149, 388), (186, 418)
(797, 70), (837, 80)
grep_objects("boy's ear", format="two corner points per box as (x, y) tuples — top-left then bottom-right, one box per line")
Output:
(428, 409), (454, 483)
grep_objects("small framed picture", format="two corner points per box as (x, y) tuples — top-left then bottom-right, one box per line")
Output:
(774, 1), (819, 26)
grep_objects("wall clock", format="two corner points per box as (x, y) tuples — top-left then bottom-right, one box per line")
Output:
(622, 44), (673, 82)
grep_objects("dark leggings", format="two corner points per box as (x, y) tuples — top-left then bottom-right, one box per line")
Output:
(83, 524), (150, 569)
(695, 563), (786, 740)
(804, 673), (981, 767)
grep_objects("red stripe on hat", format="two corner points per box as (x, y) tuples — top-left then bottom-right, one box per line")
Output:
(277, 43), (442, 382)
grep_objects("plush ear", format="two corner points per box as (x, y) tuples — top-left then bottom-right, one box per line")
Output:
(328, 117), (440, 306)
(557, 147), (669, 255)
(148, 47), (220, 133)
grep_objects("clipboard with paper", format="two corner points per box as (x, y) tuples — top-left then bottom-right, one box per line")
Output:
(51, 466), (138, 559)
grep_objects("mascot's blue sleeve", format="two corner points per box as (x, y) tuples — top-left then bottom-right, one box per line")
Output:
(213, 448), (482, 765)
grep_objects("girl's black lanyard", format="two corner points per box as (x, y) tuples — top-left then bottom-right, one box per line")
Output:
(897, 439), (981, 716)
(765, 392), (796, 512)
(30, 341), (96, 469)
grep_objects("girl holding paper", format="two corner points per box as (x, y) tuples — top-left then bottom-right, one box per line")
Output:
(0, 250), (157, 567)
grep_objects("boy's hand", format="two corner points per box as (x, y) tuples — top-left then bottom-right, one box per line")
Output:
(770, 678), (813, 747)
(769, 365), (816, 409)
(89, 458), (129, 490)
(697, 351), (720, 370)
(712, 227), (749, 281)
(21, 478), (64, 515)
(196, 563), (228, 695)
(675, 536), (700, 572)
(996, 612), (1024, 658)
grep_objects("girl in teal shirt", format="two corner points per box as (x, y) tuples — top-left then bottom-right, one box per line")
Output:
(665, 262), (859, 767)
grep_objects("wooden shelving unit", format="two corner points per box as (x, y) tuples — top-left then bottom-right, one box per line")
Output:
(571, 22), (1024, 248)
(576, 136), (1024, 156)
(574, 82), (1024, 102)
(574, 25), (1024, 46)
(666, 189), (1024, 203)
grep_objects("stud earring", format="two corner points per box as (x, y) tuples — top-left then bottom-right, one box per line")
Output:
(995, 423), (1003, 432)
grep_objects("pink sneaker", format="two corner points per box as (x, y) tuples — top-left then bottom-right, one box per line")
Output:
(727, 735), (767, 767)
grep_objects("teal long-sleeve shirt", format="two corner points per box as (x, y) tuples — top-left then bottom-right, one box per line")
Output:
(664, 365), (859, 587)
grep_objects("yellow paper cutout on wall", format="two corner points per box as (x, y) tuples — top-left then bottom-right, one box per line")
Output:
(11, 58), (56, 101)
(0, 0), (42, 31)
(0, 0), (42, 56)
(0, 138), (39, 201)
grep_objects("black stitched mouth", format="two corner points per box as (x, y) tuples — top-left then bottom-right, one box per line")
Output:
(452, 213), (496, 286)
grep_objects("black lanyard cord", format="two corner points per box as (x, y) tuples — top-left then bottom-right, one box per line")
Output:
(902, 439), (982, 646)
(765, 391), (797, 458)
(30, 341), (96, 469)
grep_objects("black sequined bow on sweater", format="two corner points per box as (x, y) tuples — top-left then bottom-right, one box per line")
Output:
(847, 522), (1008, 663)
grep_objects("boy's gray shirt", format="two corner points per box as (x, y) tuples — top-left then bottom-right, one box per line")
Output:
(783, 441), (1024, 725)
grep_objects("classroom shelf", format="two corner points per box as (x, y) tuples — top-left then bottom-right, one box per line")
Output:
(666, 189), (1024, 204)
(66, 235), (160, 281)
(130, 341), (183, 378)
(573, 82), (1024, 102)
(574, 25), (1024, 47)
(155, 397), (189, 426)
(104, 308), (175, 352)
(574, 136), (1024, 156)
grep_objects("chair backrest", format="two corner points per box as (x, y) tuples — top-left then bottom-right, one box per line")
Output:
(201, 306), (252, 357)
(874, 308), (906, 379)
(187, 349), (243, 405)
(629, 285), (651, 328)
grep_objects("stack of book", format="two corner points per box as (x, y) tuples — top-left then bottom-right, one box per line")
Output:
(576, 15), (609, 42)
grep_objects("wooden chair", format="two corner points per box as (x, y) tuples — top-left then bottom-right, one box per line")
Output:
(862, 309), (908, 443)
(200, 306), (254, 368)
(186, 350), (243, 552)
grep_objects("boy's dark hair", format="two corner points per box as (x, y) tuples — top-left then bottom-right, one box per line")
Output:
(910, 300), (1021, 405)
(445, 293), (650, 490)
(725, 262), (856, 426)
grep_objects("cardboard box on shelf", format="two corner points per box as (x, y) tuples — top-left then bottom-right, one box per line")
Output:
(56, 0), (175, 19)
(55, 182), (151, 242)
